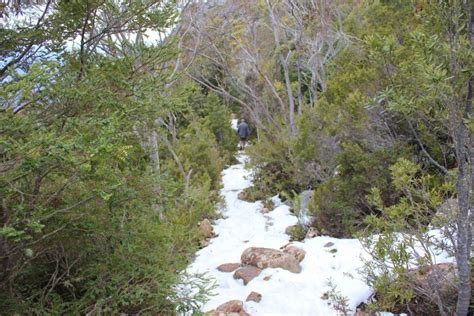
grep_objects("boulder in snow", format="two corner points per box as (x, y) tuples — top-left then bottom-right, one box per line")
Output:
(241, 247), (302, 273)
(212, 300), (250, 315)
(233, 265), (262, 285)
(199, 219), (214, 239)
(246, 291), (262, 303)
(217, 263), (241, 273)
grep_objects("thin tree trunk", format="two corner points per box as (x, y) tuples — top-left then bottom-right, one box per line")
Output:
(281, 53), (297, 136)
(149, 130), (160, 173)
(455, 2), (473, 314)
(266, 0), (297, 137)
(296, 59), (303, 115)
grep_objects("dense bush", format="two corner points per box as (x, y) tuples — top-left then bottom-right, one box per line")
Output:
(0, 26), (234, 315)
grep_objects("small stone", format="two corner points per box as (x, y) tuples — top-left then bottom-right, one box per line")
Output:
(329, 248), (338, 254)
(216, 300), (244, 313)
(305, 227), (319, 238)
(324, 241), (335, 248)
(263, 275), (272, 281)
(246, 291), (262, 303)
(217, 263), (240, 273)
(233, 266), (262, 285)
(199, 219), (214, 239)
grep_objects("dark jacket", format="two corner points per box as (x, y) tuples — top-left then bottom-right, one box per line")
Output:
(237, 122), (250, 138)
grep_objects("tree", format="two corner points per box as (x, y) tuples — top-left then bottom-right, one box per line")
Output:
(0, 0), (231, 313)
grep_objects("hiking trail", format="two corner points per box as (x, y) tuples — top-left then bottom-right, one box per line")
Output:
(186, 153), (373, 315)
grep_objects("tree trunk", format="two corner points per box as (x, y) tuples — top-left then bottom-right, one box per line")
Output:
(296, 58), (303, 115)
(281, 53), (297, 136)
(149, 130), (160, 173)
(266, 0), (297, 137)
(454, 2), (473, 315)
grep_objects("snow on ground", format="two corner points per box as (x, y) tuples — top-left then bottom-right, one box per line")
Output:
(231, 119), (239, 131)
(185, 153), (453, 315)
(186, 154), (373, 315)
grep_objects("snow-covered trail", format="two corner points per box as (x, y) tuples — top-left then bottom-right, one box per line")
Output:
(187, 154), (373, 315)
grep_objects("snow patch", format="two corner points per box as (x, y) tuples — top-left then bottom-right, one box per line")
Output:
(231, 119), (239, 131)
(183, 154), (453, 315)
(185, 154), (373, 315)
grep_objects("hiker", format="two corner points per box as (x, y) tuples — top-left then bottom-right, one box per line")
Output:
(237, 119), (250, 150)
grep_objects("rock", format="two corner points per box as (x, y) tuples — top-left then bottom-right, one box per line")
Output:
(217, 263), (240, 273)
(280, 244), (306, 263)
(263, 198), (274, 210)
(216, 300), (244, 313)
(263, 275), (272, 281)
(233, 265), (262, 285)
(207, 311), (250, 316)
(305, 227), (319, 238)
(199, 219), (214, 239)
(370, 263), (457, 315)
(246, 291), (262, 303)
(354, 310), (368, 316)
(241, 247), (302, 273)
(261, 207), (271, 214)
(323, 241), (334, 248)
(238, 190), (250, 201)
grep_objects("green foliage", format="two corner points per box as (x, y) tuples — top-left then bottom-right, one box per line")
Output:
(360, 158), (456, 314)
(200, 93), (237, 161)
(0, 1), (235, 313)
(324, 278), (352, 316)
(176, 120), (225, 190)
(307, 141), (410, 237)
(285, 224), (306, 242)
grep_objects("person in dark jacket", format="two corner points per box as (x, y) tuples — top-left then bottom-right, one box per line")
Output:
(237, 119), (250, 150)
